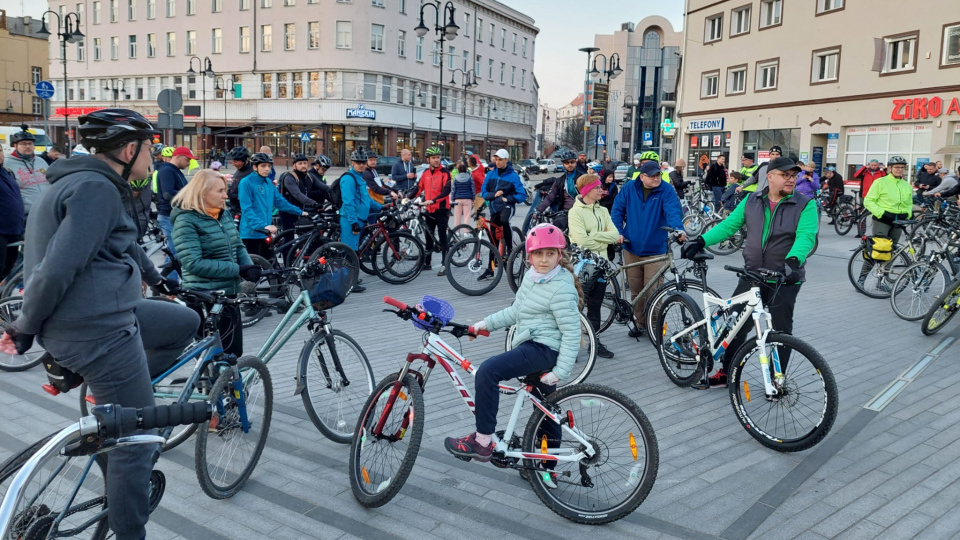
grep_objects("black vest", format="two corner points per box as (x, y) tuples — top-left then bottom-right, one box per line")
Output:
(741, 189), (812, 281)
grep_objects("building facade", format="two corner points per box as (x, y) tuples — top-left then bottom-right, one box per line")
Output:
(678, 0), (960, 179)
(555, 93), (583, 152)
(535, 102), (557, 157)
(0, 10), (49, 127)
(45, 0), (538, 165)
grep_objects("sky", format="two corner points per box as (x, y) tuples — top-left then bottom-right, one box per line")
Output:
(6, 0), (686, 108)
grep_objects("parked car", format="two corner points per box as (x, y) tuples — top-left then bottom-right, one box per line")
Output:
(519, 159), (541, 175)
(375, 156), (400, 176)
(614, 164), (629, 182)
(539, 159), (560, 174)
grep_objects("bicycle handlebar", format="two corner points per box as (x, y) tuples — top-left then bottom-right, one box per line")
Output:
(90, 402), (212, 440)
(723, 265), (784, 283)
(383, 296), (407, 310)
(381, 296), (490, 337)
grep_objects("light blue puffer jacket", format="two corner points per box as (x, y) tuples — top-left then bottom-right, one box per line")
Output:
(485, 269), (581, 380)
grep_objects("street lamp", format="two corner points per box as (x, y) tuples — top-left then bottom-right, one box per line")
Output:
(187, 55), (215, 165)
(409, 84), (423, 154)
(214, 76), (236, 154)
(9, 82), (32, 119)
(578, 47), (598, 157)
(589, 52), (621, 159)
(449, 68), (477, 157)
(36, 9), (84, 158)
(621, 94), (634, 160)
(481, 97), (499, 158)
(414, 0), (459, 150)
(103, 78), (126, 107)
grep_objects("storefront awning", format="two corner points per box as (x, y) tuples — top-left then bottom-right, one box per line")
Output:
(935, 145), (960, 155)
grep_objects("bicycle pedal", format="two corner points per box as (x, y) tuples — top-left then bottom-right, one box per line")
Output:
(691, 380), (710, 390)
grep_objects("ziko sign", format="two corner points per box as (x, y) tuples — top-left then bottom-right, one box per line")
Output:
(890, 96), (960, 120)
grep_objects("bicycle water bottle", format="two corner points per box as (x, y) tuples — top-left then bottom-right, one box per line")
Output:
(725, 311), (739, 334)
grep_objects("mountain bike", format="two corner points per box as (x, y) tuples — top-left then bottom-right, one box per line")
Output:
(921, 276), (960, 335)
(0, 296), (44, 372)
(348, 296), (658, 525)
(890, 228), (960, 321)
(0, 402), (211, 540)
(504, 209), (568, 293)
(847, 220), (931, 299)
(655, 253), (838, 452)
(355, 203), (425, 284)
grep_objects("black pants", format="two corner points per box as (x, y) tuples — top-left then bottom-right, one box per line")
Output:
(490, 206), (514, 253)
(0, 233), (20, 281)
(242, 238), (271, 259)
(584, 280), (607, 335)
(423, 206), (450, 264)
(722, 279), (800, 373)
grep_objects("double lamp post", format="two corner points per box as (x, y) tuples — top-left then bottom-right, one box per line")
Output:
(37, 9), (84, 157)
(414, 0), (459, 153)
(187, 56), (215, 164)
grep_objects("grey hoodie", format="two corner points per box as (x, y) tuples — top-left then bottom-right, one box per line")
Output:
(3, 151), (49, 214)
(14, 156), (162, 341)
(925, 174), (958, 197)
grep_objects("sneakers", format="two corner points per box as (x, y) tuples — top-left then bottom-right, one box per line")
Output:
(708, 370), (727, 387)
(351, 284), (366, 293)
(444, 433), (493, 462)
(437, 268), (446, 277)
(423, 264), (433, 271)
(477, 269), (494, 281)
(596, 342), (614, 359)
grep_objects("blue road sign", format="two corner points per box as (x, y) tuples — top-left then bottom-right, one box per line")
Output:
(642, 131), (653, 144)
(300, 132), (311, 142)
(596, 134), (606, 146)
(35, 81), (55, 99)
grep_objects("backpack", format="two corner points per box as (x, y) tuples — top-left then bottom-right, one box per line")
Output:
(328, 175), (344, 210)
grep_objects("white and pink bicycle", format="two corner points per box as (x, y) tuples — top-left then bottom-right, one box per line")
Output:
(348, 295), (658, 525)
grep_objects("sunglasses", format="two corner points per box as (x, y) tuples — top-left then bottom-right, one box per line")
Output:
(562, 160), (576, 164)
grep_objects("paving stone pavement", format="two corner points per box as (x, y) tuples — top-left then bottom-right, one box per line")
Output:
(2, 211), (959, 540)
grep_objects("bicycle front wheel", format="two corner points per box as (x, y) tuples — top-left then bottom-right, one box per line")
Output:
(297, 329), (375, 444)
(890, 261), (950, 321)
(506, 243), (529, 293)
(195, 356), (273, 499)
(921, 279), (960, 335)
(375, 232), (424, 284)
(522, 384), (658, 525)
(445, 237), (503, 296)
(847, 246), (911, 299)
(349, 373), (424, 508)
(655, 292), (707, 387)
(728, 332), (838, 452)
(0, 296), (44, 371)
(833, 203), (856, 235)
(505, 312), (596, 387)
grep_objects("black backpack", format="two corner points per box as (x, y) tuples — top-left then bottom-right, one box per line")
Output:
(328, 172), (348, 210)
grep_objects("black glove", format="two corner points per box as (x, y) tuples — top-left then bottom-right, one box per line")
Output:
(150, 276), (180, 296)
(783, 257), (801, 283)
(351, 223), (362, 234)
(680, 237), (705, 260)
(4, 327), (35, 355)
(877, 211), (895, 225)
(895, 212), (910, 222)
(239, 264), (262, 282)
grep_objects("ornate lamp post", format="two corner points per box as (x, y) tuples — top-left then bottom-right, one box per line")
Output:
(36, 10), (84, 157)
(187, 56), (215, 164)
(414, 1), (459, 151)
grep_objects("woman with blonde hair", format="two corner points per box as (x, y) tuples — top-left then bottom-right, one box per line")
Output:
(171, 169), (261, 355)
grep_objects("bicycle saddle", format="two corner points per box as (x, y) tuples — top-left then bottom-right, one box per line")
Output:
(519, 370), (550, 385)
(692, 252), (715, 261)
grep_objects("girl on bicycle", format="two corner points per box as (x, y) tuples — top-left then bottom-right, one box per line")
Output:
(445, 224), (582, 469)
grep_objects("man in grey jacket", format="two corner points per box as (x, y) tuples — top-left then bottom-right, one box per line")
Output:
(3, 127), (49, 216)
(0, 109), (198, 540)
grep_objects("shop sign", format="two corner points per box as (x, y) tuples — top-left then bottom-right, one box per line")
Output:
(346, 104), (376, 119)
(53, 107), (103, 117)
(847, 126), (868, 134)
(826, 133), (839, 160)
(690, 135), (698, 148)
(890, 96), (960, 121)
(688, 118), (724, 132)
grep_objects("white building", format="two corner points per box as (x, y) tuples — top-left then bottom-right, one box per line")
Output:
(535, 102), (557, 157)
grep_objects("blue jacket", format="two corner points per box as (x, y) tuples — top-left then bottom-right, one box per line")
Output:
(611, 179), (684, 256)
(452, 171), (475, 200)
(155, 161), (188, 217)
(0, 167), (25, 236)
(481, 163), (526, 214)
(339, 169), (382, 226)
(390, 159), (418, 193)
(238, 172), (302, 239)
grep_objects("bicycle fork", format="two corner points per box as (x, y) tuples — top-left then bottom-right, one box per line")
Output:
(751, 309), (784, 398)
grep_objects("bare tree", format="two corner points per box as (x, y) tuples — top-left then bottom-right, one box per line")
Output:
(559, 118), (585, 151)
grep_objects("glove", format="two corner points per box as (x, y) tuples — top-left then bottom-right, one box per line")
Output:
(877, 211), (895, 225)
(680, 237), (705, 260)
(783, 257), (801, 283)
(239, 264), (262, 282)
(4, 327), (35, 355)
(895, 213), (910, 222)
(351, 223), (362, 234)
(150, 276), (180, 296)
(540, 372), (560, 386)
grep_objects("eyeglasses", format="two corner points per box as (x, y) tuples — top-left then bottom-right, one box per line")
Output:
(774, 171), (799, 180)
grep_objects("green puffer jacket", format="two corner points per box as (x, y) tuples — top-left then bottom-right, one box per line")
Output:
(170, 205), (253, 295)
(485, 269), (581, 380)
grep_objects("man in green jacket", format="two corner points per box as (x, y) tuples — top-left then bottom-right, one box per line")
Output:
(681, 157), (818, 386)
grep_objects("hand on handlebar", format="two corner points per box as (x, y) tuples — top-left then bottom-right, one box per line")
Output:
(265, 225), (278, 234)
(468, 320), (487, 341)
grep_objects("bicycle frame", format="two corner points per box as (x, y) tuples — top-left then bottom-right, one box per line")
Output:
(611, 252), (672, 310)
(256, 289), (317, 363)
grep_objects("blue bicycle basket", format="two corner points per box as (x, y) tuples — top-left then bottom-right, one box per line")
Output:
(412, 295), (455, 331)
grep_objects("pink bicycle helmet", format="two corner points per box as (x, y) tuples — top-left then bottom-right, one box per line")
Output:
(525, 223), (566, 253)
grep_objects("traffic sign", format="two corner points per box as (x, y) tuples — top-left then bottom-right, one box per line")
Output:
(643, 131), (653, 144)
(35, 81), (54, 99)
(157, 89), (183, 113)
(300, 131), (311, 142)
(596, 134), (606, 146)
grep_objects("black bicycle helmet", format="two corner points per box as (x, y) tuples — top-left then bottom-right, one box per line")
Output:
(314, 154), (333, 168)
(10, 126), (36, 145)
(291, 153), (308, 164)
(250, 152), (273, 165)
(77, 109), (161, 180)
(350, 146), (368, 162)
(227, 146), (250, 162)
(365, 150), (379, 160)
(557, 149), (577, 162)
(887, 155), (907, 166)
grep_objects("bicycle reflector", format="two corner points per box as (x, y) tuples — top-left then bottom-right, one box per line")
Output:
(744, 381), (751, 402)
(629, 433), (638, 461)
(541, 435), (548, 454)
(566, 410), (575, 428)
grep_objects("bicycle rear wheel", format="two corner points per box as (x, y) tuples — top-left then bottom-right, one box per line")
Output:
(375, 232), (424, 285)
(921, 279), (960, 335)
(890, 261), (950, 321)
(682, 212), (709, 236)
(703, 220), (744, 255)
(833, 203), (856, 236)
(522, 384), (658, 525)
(238, 254), (279, 328)
(847, 247), (912, 299)
(0, 296), (44, 371)
(655, 292), (707, 387)
(505, 312), (596, 387)
(0, 270), (23, 297)
(728, 332), (838, 452)
(506, 243), (528, 293)
(445, 237), (503, 296)
(195, 356), (273, 499)
(349, 373), (424, 508)
(297, 329), (375, 444)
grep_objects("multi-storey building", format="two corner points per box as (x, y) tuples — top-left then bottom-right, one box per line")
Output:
(44, 0), (538, 165)
(678, 0), (960, 179)
(555, 93), (583, 152)
(0, 10), (49, 126)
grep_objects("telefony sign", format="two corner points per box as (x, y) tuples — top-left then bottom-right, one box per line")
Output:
(687, 118), (724, 132)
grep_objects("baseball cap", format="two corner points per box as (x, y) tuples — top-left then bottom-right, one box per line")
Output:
(938, 167), (950, 173)
(742, 153), (755, 161)
(494, 149), (510, 159)
(639, 161), (661, 177)
(767, 157), (802, 173)
(769, 145), (783, 154)
(172, 146), (197, 159)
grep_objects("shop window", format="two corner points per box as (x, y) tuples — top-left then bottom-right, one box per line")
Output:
(704, 14), (722, 43)
(811, 47), (840, 84)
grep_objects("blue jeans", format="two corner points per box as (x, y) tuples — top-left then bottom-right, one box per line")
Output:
(156, 214), (179, 281)
(474, 340), (558, 435)
(711, 186), (725, 206)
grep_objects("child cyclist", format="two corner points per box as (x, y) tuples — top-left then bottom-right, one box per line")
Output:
(445, 223), (583, 476)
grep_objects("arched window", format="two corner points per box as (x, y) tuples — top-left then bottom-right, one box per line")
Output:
(644, 30), (661, 49)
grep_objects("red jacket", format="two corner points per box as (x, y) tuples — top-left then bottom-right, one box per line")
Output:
(854, 166), (885, 197)
(411, 166), (452, 213)
(471, 166), (485, 195)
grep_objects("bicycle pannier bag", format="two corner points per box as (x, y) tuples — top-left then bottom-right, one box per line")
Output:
(865, 236), (893, 261)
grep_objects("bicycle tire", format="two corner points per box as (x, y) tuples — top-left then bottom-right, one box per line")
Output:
(0, 269), (24, 297)
(890, 261), (950, 321)
(0, 433), (55, 483)
(349, 373), (424, 508)
(655, 292), (707, 387)
(682, 212), (708, 236)
(645, 280), (720, 347)
(921, 279), (960, 336)
(297, 329), (375, 444)
(0, 296), (44, 372)
(238, 254), (279, 328)
(847, 246), (912, 299)
(375, 231), (425, 285)
(728, 332), (838, 452)
(833, 203), (856, 236)
(195, 356), (273, 499)
(505, 312), (596, 387)
(308, 242), (361, 289)
(505, 243), (528, 293)
(592, 276), (622, 334)
(445, 237), (503, 296)
(521, 383), (658, 525)
(450, 223), (476, 241)
(703, 219), (745, 256)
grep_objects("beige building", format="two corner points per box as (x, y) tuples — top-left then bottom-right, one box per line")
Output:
(0, 10), (49, 126)
(678, 0), (960, 179)
(44, 0), (538, 164)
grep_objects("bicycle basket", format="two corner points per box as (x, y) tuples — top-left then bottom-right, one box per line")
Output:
(301, 252), (359, 310)
(412, 295), (455, 331)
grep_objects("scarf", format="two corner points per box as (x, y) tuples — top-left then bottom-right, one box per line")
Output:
(525, 264), (562, 284)
(565, 171), (577, 197)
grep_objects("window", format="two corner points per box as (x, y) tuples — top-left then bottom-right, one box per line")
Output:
(372, 0), (383, 6)
(284, 23), (295, 50)
(700, 71), (719, 98)
(500, 28), (506, 49)
(110, 36), (119, 59)
(240, 0), (250, 9)
(432, 41), (440, 65)
(212, 28), (222, 54)
(309, 22), (320, 50)
(110, 0), (118, 21)
(812, 47), (840, 83)
(166, 32), (176, 55)
(212, 0), (222, 12)
(883, 33), (918, 74)
(292, 72), (303, 97)
(705, 14), (722, 43)
(756, 59), (778, 90)
(397, 30), (406, 56)
(522, 36), (528, 57)
(77, 41), (85, 61)
(510, 66), (516, 86)
(146, 0), (155, 19)
(462, 50), (468, 70)
(476, 17), (482, 43)
(277, 73), (287, 98)
(284, 0), (294, 5)
(370, 24), (384, 51)
(261, 25), (272, 51)
(463, 13), (470, 37)
(499, 62), (505, 83)
(398, 0), (405, 13)
(488, 58), (494, 79)
(475, 54), (481, 74)
(488, 23), (494, 46)
(731, 5), (750, 36)
(760, 0), (782, 29)
(261, 73), (272, 98)
(93, 1), (101, 24)
(521, 69), (526, 89)
(32, 97), (43, 115)
(94, 37), (102, 60)
(147, 33), (157, 57)
(126, 34), (136, 58)
(31, 67), (42, 84)
(511, 33), (517, 53)
(336, 21), (351, 49)
(166, 0), (175, 17)
(816, 0), (843, 14)
(186, 0), (195, 15)
(186, 30), (196, 54)
(76, 3), (84, 24)
(239, 27), (250, 52)
(382, 76), (392, 101)
(941, 22), (960, 69)
(448, 46), (455, 69)
(363, 73), (376, 100)
(396, 78), (404, 103)
(309, 71), (321, 97)
(415, 36), (423, 61)
(261, 0), (271, 6)
(726, 65), (746, 95)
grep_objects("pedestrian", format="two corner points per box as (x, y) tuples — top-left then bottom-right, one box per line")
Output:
(279, 153), (327, 230)
(704, 155), (728, 205)
(39, 145), (64, 165)
(603, 154), (616, 173)
(3, 126), (49, 217)
(795, 163), (819, 199)
(0, 145), (25, 280)
(481, 148), (527, 278)
(625, 153), (643, 181)
(451, 161), (476, 228)
(853, 159), (885, 198)
(364, 150), (399, 204)
(927, 167), (958, 199)
(237, 152), (307, 257)
(857, 156), (912, 288)
(682, 156), (817, 386)
(390, 148), (418, 194)
(409, 147), (452, 274)
(914, 161), (941, 202)
(610, 160), (685, 337)
(669, 159), (691, 200)
(822, 166), (845, 222)
(338, 146), (382, 252)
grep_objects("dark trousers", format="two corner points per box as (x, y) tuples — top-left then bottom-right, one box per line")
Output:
(0, 233), (20, 281)
(711, 186), (725, 206)
(490, 206), (514, 253)
(138, 298), (203, 377)
(722, 279), (800, 373)
(584, 280), (607, 335)
(242, 238), (271, 259)
(423, 206), (450, 264)
(474, 341), (558, 437)
(280, 211), (300, 232)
